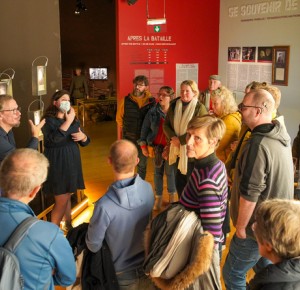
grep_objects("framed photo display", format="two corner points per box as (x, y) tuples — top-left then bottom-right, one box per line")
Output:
(272, 46), (290, 86)
(32, 65), (47, 96)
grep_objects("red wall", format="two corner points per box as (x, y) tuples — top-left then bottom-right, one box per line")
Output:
(116, 0), (220, 98)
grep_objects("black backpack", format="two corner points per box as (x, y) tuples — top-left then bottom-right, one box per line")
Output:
(0, 217), (39, 290)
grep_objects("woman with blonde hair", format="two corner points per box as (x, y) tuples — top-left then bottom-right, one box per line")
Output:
(211, 86), (241, 248)
(163, 80), (207, 198)
(180, 115), (228, 284)
(211, 86), (241, 163)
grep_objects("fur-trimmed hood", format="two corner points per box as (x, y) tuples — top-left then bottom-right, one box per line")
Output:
(143, 204), (219, 290)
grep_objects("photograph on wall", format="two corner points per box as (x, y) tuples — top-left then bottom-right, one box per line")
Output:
(0, 78), (13, 96)
(32, 65), (47, 96)
(89, 68), (108, 80)
(228, 47), (241, 62)
(257, 46), (273, 62)
(37, 66), (46, 92)
(242, 46), (256, 62)
(272, 46), (290, 86)
(0, 81), (7, 95)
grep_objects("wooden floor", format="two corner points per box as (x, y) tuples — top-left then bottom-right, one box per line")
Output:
(57, 120), (253, 290)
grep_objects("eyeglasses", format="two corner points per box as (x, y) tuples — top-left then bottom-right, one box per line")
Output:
(0, 107), (21, 114)
(157, 93), (170, 98)
(238, 103), (263, 112)
(135, 83), (146, 88)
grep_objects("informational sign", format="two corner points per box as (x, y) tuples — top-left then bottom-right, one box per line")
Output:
(121, 34), (176, 65)
(176, 63), (199, 96)
(228, 0), (299, 22)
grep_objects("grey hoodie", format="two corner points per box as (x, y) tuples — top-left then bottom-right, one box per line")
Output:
(230, 120), (294, 238)
(86, 174), (154, 272)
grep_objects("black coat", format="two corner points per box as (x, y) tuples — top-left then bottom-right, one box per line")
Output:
(67, 223), (119, 290)
(248, 257), (300, 290)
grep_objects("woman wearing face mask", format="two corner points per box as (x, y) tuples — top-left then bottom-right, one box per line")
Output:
(42, 90), (90, 230)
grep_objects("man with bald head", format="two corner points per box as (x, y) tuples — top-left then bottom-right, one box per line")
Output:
(223, 89), (294, 290)
(86, 140), (155, 289)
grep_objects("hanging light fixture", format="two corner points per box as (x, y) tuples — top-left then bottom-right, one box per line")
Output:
(75, 0), (87, 14)
(127, 0), (138, 5)
(146, 0), (166, 25)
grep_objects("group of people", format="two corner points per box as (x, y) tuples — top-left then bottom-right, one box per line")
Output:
(0, 88), (91, 288)
(113, 74), (299, 289)
(0, 72), (299, 289)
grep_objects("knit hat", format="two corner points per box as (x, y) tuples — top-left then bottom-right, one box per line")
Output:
(209, 75), (221, 81)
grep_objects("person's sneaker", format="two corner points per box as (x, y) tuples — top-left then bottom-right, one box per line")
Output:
(75, 7), (81, 14)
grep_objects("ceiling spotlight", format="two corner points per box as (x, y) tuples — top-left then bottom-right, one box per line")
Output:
(127, 0), (138, 5)
(75, 0), (87, 15)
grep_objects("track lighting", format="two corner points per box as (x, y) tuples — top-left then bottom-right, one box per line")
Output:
(75, 0), (87, 15)
(127, 0), (138, 5)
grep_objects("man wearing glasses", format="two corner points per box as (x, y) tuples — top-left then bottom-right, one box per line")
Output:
(223, 89), (294, 290)
(116, 75), (155, 180)
(0, 94), (45, 163)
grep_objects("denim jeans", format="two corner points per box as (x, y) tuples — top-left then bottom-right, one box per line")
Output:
(137, 146), (148, 180)
(154, 159), (176, 196)
(117, 267), (156, 290)
(222, 233), (270, 290)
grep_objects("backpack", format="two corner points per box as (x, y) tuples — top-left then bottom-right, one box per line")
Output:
(0, 216), (39, 290)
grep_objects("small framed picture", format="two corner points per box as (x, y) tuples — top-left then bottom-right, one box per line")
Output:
(242, 47), (256, 62)
(32, 65), (47, 96)
(257, 46), (273, 63)
(272, 46), (290, 86)
(228, 47), (241, 62)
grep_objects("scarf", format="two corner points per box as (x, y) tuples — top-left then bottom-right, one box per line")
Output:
(169, 97), (197, 175)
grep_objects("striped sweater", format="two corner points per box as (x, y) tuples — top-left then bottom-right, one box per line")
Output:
(180, 153), (228, 245)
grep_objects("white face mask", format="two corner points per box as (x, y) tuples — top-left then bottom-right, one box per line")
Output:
(59, 101), (71, 113)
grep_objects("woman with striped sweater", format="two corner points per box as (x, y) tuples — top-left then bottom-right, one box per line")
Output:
(179, 115), (228, 260)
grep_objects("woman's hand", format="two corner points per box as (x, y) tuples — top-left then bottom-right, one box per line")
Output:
(71, 128), (87, 142)
(170, 136), (180, 148)
(141, 147), (149, 157)
(65, 107), (76, 124)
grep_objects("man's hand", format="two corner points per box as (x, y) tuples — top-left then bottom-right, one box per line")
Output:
(29, 119), (46, 138)
(235, 226), (247, 239)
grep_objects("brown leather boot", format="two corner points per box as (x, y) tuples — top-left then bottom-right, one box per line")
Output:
(169, 192), (177, 203)
(153, 196), (163, 211)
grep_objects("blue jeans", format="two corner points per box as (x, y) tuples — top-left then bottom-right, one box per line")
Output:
(222, 234), (270, 290)
(154, 159), (176, 196)
(137, 146), (148, 180)
(117, 268), (156, 290)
